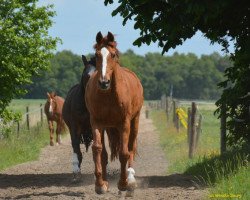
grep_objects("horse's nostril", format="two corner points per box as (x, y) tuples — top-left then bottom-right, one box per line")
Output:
(98, 79), (110, 89)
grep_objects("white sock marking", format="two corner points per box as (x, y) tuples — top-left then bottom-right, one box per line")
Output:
(127, 167), (136, 183)
(100, 47), (109, 78)
(72, 153), (80, 173)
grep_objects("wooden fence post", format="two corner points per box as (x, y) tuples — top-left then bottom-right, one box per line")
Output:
(166, 97), (171, 122)
(26, 106), (30, 130)
(220, 104), (227, 154)
(173, 101), (176, 125)
(40, 103), (43, 126)
(187, 107), (191, 144)
(195, 114), (202, 148)
(17, 121), (20, 137)
(145, 108), (149, 119)
(189, 102), (197, 159)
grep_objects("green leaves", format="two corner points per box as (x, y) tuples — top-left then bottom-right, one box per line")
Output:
(0, 0), (59, 116)
(104, 0), (250, 149)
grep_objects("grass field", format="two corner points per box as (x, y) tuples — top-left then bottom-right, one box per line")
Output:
(8, 99), (46, 113)
(150, 102), (249, 200)
(0, 99), (49, 171)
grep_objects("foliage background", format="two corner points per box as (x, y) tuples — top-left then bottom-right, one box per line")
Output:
(23, 50), (232, 100)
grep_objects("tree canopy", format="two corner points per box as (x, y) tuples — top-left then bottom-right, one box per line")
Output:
(104, 0), (250, 147)
(24, 50), (231, 101)
(0, 0), (59, 117)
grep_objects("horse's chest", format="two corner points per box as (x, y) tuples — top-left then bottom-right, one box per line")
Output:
(92, 100), (125, 121)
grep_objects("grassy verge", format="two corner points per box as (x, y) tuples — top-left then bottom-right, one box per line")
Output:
(0, 123), (49, 171)
(150, 105), (249, 199)
(150, 105), (220, 174)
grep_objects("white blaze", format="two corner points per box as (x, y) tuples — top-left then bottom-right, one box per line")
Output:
(49, 98), (53, 113)
(100, 47), (109, 78)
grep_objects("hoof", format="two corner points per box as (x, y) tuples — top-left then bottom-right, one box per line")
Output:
(72, 172), (81, 183)
(126, 190), (135, 197)
(50, 141), (54, 146)
(95, 182), (109, 194)
(127, 180), (137, 191)
(118, 180), (128, 191)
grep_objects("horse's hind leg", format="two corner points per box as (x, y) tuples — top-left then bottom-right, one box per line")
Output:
(127, 113), (140, 191)
(118, 121), (130, 192)
(71, 128), (82, 182)
(48, 120), (54, 146)
(56, 121), (62, 145)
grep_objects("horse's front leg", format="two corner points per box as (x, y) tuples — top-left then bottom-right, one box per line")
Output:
(56, 121), (62, 145)
(48, 120), (54, 146)
(118, 122), (130, 191)
(71, 127), (82, 182)
(101, 130), (108, 181)
(92, 126), (108, 194)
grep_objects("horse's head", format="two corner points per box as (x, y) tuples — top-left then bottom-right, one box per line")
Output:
(81, 55), (96, 88)
(94, 31), (119, 90)
(47, 92), (57, 115)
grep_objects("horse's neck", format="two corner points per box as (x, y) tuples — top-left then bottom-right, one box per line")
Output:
(79, 76), (85, 93)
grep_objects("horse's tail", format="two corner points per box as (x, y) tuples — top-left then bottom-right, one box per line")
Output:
(106, 128), (120, 161)
(81, 128), (93, 152)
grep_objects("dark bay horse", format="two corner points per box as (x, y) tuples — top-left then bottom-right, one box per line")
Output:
(62, 55), (95, 180)
(44, 92), (66, 146)
(85, 32), (144, 194)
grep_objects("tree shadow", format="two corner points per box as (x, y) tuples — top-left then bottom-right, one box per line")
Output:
(136, 173), (201, 189)
(0, 172), (200, 190)
(8, 191), (85, 200)
(0, 173), (94, 189)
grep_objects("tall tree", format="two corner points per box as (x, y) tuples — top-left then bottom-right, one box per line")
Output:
(0, 0), (59, 116)
(104, 0), (250, 147)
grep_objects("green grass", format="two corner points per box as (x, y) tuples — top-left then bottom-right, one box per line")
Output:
(0, 123), (49, 171)
(150, 103), (249, 200)
(150, 104), (220, 174)
(0, 99), (48, 171)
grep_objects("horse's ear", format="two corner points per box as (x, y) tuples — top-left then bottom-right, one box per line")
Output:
(47, 92), (50, 98)
(96, 31), (103, 44)
(107, 32), (114, 42)
(82, 55), (88, 67)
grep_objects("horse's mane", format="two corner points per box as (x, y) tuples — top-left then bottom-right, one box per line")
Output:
(89, 56), (96, 66)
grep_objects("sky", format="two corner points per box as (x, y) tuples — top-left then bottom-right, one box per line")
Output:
(39, 0), (233, 57)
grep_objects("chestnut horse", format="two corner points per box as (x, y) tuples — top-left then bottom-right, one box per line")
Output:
(62, 55), (95, 181)
(85, 32), (143, 194)
(44, 92), (66, 146)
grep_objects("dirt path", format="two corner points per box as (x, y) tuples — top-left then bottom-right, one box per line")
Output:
(0, 108), (207, 200)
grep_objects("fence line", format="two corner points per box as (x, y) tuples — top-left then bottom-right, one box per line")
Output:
(146, 97), (206, 159)
(0, 104), (46, 139)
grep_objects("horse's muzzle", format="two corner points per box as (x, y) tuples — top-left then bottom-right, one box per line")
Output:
(98, 79), (110, 90)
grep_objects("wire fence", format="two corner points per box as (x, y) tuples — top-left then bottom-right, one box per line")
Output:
(0, 104), (46, 139)
(145, 96), (216, 159)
